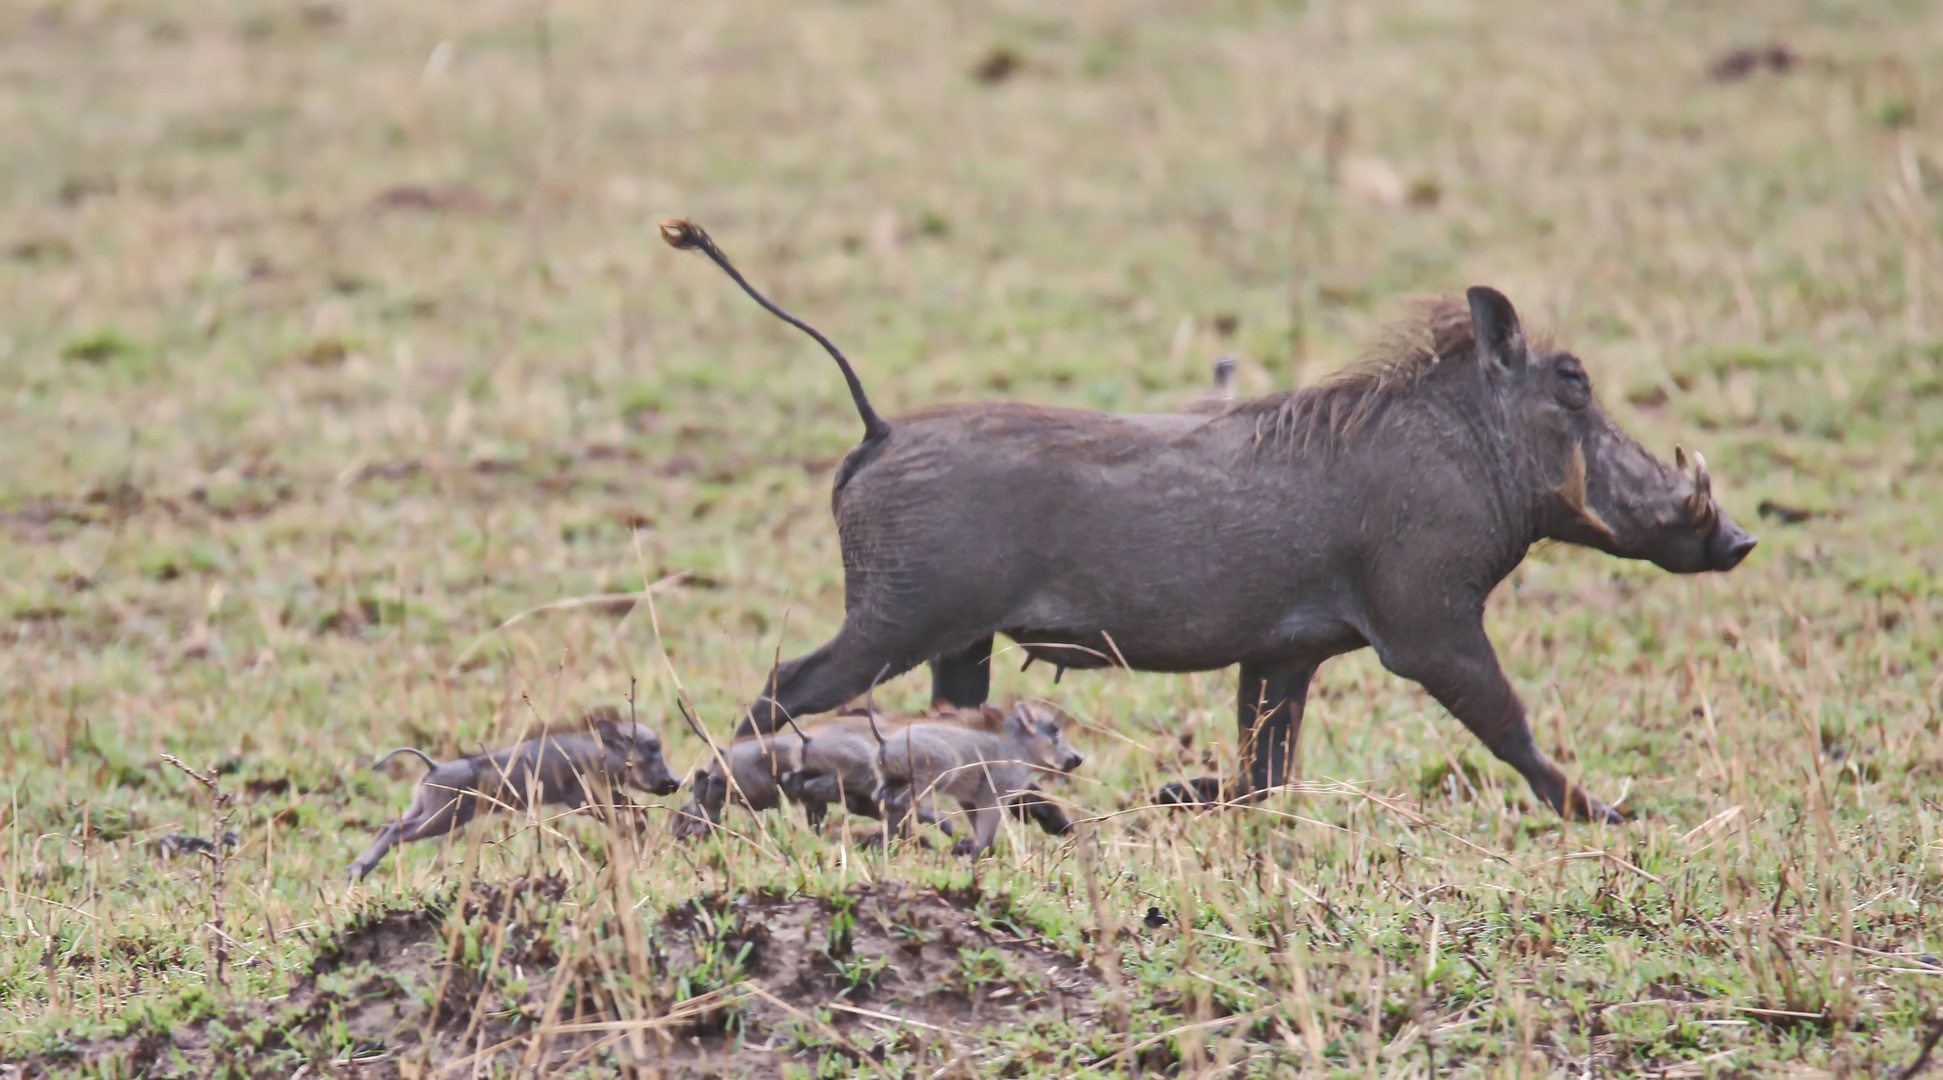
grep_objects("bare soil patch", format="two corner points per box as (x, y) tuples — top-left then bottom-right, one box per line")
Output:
(14, 877), (1101, 1078)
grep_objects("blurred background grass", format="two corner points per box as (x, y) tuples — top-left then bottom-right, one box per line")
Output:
(2, 0), (1941, 1075)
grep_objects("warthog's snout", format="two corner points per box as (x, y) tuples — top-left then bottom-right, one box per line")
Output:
(1708, 518), (1758, 571)
(1059, 750), (1085, 772)
(1677, 446), (1756, 573)
(647, 774), (682, 796)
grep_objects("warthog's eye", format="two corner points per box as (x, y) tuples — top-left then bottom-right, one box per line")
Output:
(1553, 357), (1591, 408)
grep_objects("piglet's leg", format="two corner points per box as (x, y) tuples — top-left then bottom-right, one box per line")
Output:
(951, 795), (1003, 857)
(876, 786), (914, 837)
(347, 823), (402, 881)
(1007, 788), (1073, 836)
(1377, 621), (1622, 825)
(909, 805), (955, 836)
(396, 787), (482, 845)
(347, 783), (480, 881)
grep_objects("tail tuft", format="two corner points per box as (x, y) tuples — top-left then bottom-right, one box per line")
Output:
(659, 218), (707, 251)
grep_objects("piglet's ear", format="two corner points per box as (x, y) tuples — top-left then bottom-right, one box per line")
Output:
(1466, 286), (1526, 371)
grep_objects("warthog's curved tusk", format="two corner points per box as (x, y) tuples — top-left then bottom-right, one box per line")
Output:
(1687, 451), (1716, 531)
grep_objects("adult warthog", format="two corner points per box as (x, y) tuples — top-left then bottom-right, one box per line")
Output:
(662, 219), (1756, 823)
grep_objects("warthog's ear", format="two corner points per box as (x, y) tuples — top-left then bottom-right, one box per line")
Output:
(1466, 286), (1526, 371)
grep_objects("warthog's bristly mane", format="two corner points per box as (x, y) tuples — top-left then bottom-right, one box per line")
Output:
(520, 705), (629, 742)
(1229, 295), (1550, 449)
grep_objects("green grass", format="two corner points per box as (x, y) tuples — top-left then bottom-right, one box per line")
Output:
(3, 0), (1943, 1075)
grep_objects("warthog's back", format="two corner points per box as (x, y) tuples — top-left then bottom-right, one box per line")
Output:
(833, 402), (1367, 671)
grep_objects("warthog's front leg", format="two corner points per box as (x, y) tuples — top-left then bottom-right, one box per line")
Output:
(1378, 622), (1623, 825)
(951, 796), (1004, 857)
(865, 781), (956, 838)
(588, 792), (648, 836)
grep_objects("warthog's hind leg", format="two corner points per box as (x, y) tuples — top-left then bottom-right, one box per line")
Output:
(347, 789), (481, 880)
(348, 822), (403, 881)
(740, 619), (927, 737)
(1154, 660), (1316, 807)
(929, 635), (994, 709)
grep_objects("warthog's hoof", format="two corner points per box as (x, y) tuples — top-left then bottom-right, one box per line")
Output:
(1573, 796), (1628, 826)
(950, 838), (979, 857)
(1154, 776), (1225, 806)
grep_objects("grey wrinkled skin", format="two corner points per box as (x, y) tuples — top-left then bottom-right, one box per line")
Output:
(347, 714), (680, 881)
(736, 287), (1755, 825)
(670, 737), (796, 838)
(850, 703), (1081, 837)
(671, 715), (945, 837)
(873, 703), (1086, 856)
(675, 707), (1083, 842)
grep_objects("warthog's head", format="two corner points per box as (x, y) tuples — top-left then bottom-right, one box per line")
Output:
(673, 767), (727, 838)
(593, 717), (682, 796)
(1004, 703), (1085, 774)
(1469, 287), (1757, 574)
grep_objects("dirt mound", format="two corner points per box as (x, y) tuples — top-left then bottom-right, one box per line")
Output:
(15, 878), (1101, 1078)
(653, 883), (1102, 1074)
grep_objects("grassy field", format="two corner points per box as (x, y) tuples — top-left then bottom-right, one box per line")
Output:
(3, 0), (1942, 1075)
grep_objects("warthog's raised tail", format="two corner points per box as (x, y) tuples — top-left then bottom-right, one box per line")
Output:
(659, 217), (889, 446)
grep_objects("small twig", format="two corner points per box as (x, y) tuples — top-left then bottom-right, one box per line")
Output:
(1896, 1016), (1943, 1080)
(160, 753), (233, 989)
(1097, 1011), (1260, 1065)
(742, 982), (886, 1073)
(822, 1001), (975, 1038)
(0, 885), (99, 920)
(446, 576), (689, 674)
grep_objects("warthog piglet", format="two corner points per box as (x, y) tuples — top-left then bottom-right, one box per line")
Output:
(869, 701), (1085, 856)
(348, 706), (679, 881)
